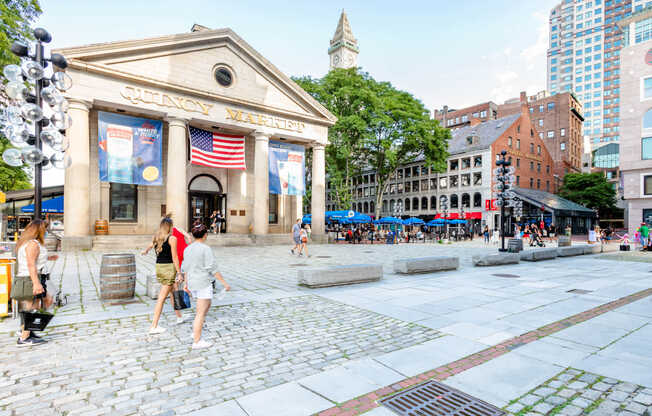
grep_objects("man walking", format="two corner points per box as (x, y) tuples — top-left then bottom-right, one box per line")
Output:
(639, 222), (649, 250)
(291, 218), (302, 255)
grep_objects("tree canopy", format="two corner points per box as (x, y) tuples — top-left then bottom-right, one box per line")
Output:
(0, 0), (41, 191)
(294, 68), (450, 218)
(559, 172), (616, 215)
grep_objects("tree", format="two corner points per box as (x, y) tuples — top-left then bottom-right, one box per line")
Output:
(559, 172), (616, 216)
(295, 69), (450, 217)
(0, 0), (41, 191)
(294, 68), (375, 210)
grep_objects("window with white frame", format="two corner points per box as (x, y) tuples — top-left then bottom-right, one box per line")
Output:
(561, 128), (566, 136)
(548, 131), (555, 138)
(644, 78), (652, 100)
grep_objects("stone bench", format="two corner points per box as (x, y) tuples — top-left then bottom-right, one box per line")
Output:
(472, 253), (520, 267)
(393, 256), (459, 274)
(557, 235), (572, 247)
(520, 248), (558, 262)
(557, 246), (585, 257)
(580, 244), (602, 254)
(298, 264), (382, 288)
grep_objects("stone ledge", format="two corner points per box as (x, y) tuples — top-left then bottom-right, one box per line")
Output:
(393, 256), (459, 274)
(298, 264), (382, 288)
(472, 253), (520, 266)
(520, 248), (558, 262)
(557, 246), (585, 257)
(62, 236), (93, 251)
(580, 244), (602, 255)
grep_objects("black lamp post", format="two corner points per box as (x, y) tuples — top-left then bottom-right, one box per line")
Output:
(494, 151), (515, 252)
(2, 28), (73, 221)
(439, 195), (448, 239)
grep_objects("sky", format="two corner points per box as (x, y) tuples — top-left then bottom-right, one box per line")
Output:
(34, 0), (558, 185)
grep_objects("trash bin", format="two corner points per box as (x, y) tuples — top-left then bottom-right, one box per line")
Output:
(507, 238), (523, 253)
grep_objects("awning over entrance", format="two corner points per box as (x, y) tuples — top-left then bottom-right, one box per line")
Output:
(512, 187), (595, 218)
(21, 196), (64, 214)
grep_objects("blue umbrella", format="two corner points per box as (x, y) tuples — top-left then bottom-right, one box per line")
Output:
(449, 219), (467, 224)
(402, 217), (425, 226)
(302, 214), (311, 224)
(426, 219), (445, 226)
(349, 213), (372, 224)
(378, 216), (403, 225)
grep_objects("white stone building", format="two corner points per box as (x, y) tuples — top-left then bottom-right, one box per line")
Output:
(56, 25), (335, 249)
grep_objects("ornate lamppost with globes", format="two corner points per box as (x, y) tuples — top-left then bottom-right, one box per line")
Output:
(393, 200), (403, 244)
(439, 195), (448, 239)
(494, 151), (516, 252)
(1, 27), (73, 221)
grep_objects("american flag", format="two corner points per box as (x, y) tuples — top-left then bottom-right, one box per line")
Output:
(189, 126), (246, 170)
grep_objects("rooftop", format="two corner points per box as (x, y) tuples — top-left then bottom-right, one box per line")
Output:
(448, 113), (520, 155)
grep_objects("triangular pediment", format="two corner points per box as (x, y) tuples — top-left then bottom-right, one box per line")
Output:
(55, 28), (336, 125)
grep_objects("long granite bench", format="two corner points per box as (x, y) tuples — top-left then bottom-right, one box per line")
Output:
(298, 264), (382, 288)
(520, 248), (558, 262)
(472, 253), (520, 266)
(557, 246), (585, 257)
(580, 244), (602, 254)
(393, 256), (459, 274)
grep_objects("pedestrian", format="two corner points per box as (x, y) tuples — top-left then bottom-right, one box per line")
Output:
(181, 224), (230, 349)
(291, 218), (301, 254)
(483, 226), (489, 244)
(299, 224), (310, 257)
(142, 215), (184, 334)
(639, 222), (649, 250)
(305, 223), (311, 240)
(11, 219), (58, 346)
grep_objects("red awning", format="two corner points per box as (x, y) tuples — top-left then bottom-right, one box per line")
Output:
(448, 213), (460, 219)
(465, 212), (482, 220)
(434, 213), (444, 219)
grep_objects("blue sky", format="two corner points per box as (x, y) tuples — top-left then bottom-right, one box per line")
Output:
(35, 0), (558, 186)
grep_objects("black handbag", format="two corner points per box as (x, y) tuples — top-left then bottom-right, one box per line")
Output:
(173, 290), (191, 310)
(23, 310), (54, 331)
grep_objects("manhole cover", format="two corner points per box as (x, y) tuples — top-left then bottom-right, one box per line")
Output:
(567, 289), (593, 294)
(380, 380), (505, 416)
(491, 273), (520, 278)
(316, 256), (331, 259)
(289, 264), (308, 267)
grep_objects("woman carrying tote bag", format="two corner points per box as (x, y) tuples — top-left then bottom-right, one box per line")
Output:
(11, 219), (58, 346)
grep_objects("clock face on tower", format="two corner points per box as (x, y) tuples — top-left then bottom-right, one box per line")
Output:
(344, 52), (353, 66)
(333, 54), (340, 66)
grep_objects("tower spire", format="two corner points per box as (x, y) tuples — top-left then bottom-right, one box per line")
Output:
(328, 10), (359, 70)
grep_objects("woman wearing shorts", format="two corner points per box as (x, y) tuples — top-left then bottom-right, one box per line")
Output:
(142, 215), (184, 334)
(181, 224), (230, 349)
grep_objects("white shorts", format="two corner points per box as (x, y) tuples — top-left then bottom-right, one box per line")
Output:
(191, 286), (213, 300)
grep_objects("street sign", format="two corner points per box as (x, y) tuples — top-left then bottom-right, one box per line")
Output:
(0, 191), (5, 204)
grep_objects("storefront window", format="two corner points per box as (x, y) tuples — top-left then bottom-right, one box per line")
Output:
(268, 194), (278, 224)
(645, 176), (652, 196)
(110, 183), (137, 222)
(642, 137), (652, 160)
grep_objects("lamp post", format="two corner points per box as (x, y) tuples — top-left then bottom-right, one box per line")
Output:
(439, 195), (448, 239)
(1, 28), (73, 221)
(494, 151), (515, 252)
(393, 200), (403, 244)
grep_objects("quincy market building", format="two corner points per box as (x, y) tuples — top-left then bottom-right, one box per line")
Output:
(56, 25), (335, 249)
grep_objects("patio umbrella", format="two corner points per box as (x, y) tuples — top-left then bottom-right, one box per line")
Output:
(426, 219), (445, 227)
(349, 213), (372, 224)
(402, 217), (425, 226)
(378, 216), (403, 225)
(448, 219), (467, 224)
(301, 214), (311, 224)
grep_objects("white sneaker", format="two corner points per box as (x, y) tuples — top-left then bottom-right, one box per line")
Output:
(148, 326), (166, 335)
(176, 315), (185, 325)
(192, 339), (212, 349)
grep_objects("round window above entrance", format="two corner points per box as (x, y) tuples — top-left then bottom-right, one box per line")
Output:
(189, 175), (222, 193)
(214, 66), (234, 87)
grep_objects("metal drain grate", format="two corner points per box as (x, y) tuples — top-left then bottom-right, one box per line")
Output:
(567, 289), (593, 294)
(491, 273), (520, 278)
(380, 380), (505, 416)
(316, 255), (332, 258)
(289, 263), (308, 267)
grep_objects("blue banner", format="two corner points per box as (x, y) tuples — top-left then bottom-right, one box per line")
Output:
(269, 141), (305, 195)
(98, 111), (163, 186)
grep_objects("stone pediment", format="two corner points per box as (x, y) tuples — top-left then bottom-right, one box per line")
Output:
(54, 28), (336, 126)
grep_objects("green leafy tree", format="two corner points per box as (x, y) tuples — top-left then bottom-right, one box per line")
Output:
(0, 0), (41, 191)
(295, 69), (450, 217)
(559, 172), (616, 216)
(294, 68), (374, 211)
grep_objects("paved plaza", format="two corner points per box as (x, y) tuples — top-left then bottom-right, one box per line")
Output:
(1, 241), (651, 416)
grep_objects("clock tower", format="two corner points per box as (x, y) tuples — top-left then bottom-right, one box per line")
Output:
(328, 11), (359, 70)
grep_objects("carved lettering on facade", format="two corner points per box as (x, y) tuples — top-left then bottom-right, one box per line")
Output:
(225, 107), (305, 133)
(120, 86), (214, 115)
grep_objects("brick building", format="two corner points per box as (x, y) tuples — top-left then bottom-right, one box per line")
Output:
(433, 102), (498, 129)
(498, 91), (584, 191)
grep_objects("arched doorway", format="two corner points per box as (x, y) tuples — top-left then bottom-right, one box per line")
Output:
(188, 174), (226, 232)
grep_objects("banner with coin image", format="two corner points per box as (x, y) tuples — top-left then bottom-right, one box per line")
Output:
(98, 111), (163, 186)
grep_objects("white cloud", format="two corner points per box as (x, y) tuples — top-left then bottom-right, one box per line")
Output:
(521, 11), (549, 68)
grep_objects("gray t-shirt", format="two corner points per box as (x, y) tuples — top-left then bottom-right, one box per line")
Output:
(180, 242), (219, 291)
(292, 223), (301, 238)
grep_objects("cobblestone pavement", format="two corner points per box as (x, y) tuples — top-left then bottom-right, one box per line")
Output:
(0, 243), (650, 416)
(0, 296), (439, 415)
(505, 368), (652, 416)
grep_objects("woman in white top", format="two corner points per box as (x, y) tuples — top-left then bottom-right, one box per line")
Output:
(14, 220), (58, 346)
(181, 224), (230, 349)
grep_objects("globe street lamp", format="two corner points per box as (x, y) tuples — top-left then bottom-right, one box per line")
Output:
(393, 200), (403, 244)
(1, 28), (73, 220)
(494, 151), (515, 252)
(439, 195), (448, 239)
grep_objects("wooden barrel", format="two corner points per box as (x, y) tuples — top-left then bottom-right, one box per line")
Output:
(100, 253), (136, 300)
(44, 235), (59, 252)
(95, 219), (109, 235)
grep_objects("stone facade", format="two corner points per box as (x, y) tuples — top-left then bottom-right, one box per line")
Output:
(56, 26), (334, 247)
(618, 8), (652, 233)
